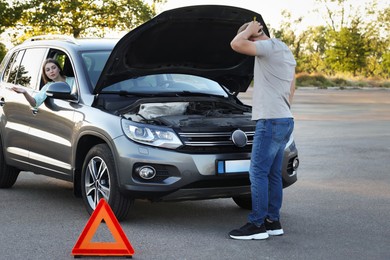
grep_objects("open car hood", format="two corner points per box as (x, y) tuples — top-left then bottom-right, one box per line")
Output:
(95, 5), (269, 94)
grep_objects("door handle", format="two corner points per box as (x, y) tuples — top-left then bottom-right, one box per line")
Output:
(31, 108), (38, 115)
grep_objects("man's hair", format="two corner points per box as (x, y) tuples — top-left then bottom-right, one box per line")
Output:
(237, 22), (266, 38)
(237, 22), (250, 35)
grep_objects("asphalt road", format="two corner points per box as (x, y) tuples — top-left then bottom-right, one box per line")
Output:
(1, 88), (389, 260)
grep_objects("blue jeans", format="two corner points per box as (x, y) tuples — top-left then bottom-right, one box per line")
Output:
(248, 118), (294, 226)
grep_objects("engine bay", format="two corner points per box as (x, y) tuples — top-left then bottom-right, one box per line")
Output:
(122, 100), (253, 128)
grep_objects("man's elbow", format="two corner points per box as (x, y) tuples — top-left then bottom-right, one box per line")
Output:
(231, 41), (247, 55)
(230, 41), (240, 52)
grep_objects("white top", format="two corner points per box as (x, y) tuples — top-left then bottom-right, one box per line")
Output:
(252, 38), (296, 120)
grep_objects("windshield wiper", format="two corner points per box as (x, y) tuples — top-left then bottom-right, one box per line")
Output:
(175, 91), (226, 98)
(100, 91), (156, 97)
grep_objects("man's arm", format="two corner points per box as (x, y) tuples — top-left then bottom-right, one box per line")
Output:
(230, 21), (262, 56)
(289, 77), (296, 105)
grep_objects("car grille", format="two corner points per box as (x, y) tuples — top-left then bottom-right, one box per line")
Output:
(176, 130), (254, 153)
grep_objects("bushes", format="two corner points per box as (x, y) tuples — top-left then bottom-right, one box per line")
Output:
(295, 73), (390, 88)
(296, 73), (334, 88)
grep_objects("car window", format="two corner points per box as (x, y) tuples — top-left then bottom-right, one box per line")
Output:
(51, 51), (75, 77)
(102, 74), (228, 97)
(1, 52), (16, 82)
(0, 53), (10, 74)
(46, 49), (76, 91)
(16, 48), (47, 89)
(3, 50), (24, 84)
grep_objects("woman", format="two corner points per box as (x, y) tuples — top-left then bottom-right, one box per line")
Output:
(12, 58), (74, 108)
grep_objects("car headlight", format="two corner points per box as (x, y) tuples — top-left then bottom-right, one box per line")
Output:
(121, 119), (183, 149)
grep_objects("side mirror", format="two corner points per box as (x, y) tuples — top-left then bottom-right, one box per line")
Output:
(46, 82), (77, 101)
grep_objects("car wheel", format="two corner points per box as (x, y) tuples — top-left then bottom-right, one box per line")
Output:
(81, 143), (134, 221)
(232, 194), (252, 210)
(0, 140), (20, 188)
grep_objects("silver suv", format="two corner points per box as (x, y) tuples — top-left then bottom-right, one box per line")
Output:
(0, 5), (299, 220)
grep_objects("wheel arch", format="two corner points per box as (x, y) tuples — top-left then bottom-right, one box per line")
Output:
(73, 132), (117, 197)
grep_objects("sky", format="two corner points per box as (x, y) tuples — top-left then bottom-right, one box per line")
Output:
(159, 0), (323, 30)
(158, 0), (386, 32)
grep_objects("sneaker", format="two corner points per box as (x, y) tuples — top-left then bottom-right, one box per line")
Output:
(264, 219), (284, 236)
(229, 223), (269, 240)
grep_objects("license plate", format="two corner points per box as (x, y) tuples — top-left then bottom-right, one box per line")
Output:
(217, 159), (250, 174)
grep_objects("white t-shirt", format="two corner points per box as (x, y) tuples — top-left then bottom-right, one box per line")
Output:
(252, 38), (296, 120)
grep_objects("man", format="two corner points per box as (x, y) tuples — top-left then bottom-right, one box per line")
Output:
(229, 20), (296, 240)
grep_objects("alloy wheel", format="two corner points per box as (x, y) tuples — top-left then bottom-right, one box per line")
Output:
(84, 156), (111, 210)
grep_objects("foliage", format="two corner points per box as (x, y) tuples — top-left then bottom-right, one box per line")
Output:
(365, 6), (390, 78)
(324, 22), (367, 76)
(0, 42), (7, 63)
(20, 0), (161, 38)
(0, 0), (24, 34)
(293, 26), (329, 73)
(331, 77), (350, 86)
(296, 72), (390, 88)
(296, 73), (335, 87)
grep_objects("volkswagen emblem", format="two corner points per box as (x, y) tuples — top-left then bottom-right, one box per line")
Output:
(231, 129), (248, 147)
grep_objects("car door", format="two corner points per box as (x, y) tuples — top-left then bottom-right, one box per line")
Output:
(26, 50), (78, 180)
(0, 48), (47, 167)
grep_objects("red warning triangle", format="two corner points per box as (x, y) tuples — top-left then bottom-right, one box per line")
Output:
(72, 198), (134, 257)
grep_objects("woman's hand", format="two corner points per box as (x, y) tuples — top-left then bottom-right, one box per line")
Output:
(10, 86), (37, 107)
(11, 86), (26, 94)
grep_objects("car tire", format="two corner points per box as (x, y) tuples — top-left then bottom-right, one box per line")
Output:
(232, 194), (252, 210)
(0, 140), (20, 188)
(81, 143), (134, 221)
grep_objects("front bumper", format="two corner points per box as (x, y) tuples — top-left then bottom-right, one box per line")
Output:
(113, 136), (298, 200)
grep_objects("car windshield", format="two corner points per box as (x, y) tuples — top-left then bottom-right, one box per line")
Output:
(81, 51), (111, 87)
(101, 74), (228, 97)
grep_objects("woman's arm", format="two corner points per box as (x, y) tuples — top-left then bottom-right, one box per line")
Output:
(11, 86), (37, 107)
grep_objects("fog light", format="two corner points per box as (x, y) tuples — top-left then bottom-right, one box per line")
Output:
(138, 166), (156, 180)
(292, 157), (299, 170)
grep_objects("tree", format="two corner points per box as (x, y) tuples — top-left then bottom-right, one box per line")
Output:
(373, 6), (390, 78)
(20, 0), (162, 38)
(325, 20), (367, 76)
(313, 0), (390, 77)
(315, 0), (358, 31)
(297, 26), (329, 73)
(380, 53), (390, 79)
(0, 0), (24, 34)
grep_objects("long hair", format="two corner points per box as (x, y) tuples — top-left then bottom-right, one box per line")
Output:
(41, 58), (65, 84)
